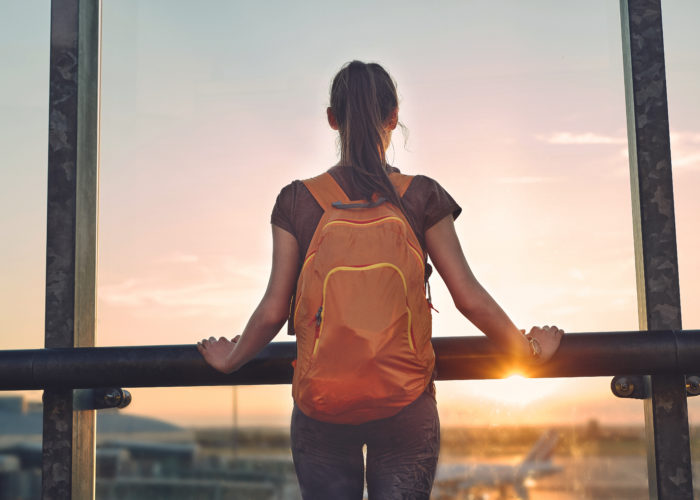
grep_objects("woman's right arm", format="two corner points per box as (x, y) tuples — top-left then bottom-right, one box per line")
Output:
(425, 215), (562, 363)
(198, 225), (299, 373)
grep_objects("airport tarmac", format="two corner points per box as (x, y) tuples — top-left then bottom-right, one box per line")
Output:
(444, 455), (700, 500)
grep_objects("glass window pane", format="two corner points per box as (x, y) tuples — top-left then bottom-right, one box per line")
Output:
(664, 2), (700, 330)
(0, 5), (50, 479)
(0, 3), (49, 350)
(95, 1), (651, 499)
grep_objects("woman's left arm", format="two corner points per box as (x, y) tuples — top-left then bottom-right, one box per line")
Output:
(198, 225), (299, 373)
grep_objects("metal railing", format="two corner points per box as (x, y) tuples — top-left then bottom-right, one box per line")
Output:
(1, 330), (698, 390)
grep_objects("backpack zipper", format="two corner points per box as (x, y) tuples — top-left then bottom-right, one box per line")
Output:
(322, 217), (424, 269)
(315, 306), (323, 327)
(311, 306), (323, 355)
(311, 263), (415, 356)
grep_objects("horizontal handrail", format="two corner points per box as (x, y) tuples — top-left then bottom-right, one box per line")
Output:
(0, 330), (698, 390)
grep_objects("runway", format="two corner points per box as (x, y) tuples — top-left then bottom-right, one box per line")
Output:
(436, 455), (700, 499)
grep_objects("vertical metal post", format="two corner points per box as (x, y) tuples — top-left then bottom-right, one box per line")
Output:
(43, 1), (101, 499)
(620, 1), (693, 498)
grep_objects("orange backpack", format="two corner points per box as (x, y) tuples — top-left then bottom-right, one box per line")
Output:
(291, 172), (435, 424)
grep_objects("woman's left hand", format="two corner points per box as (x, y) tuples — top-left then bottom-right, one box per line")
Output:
(197, 335), (241, 374)
(526, 325), (564, 363)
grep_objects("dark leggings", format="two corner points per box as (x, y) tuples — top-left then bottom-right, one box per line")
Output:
(290, 392), (440, 500)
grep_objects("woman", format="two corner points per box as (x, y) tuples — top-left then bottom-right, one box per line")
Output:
(198, 60), (563, 499)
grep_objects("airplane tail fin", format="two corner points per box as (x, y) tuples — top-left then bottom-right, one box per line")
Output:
(520, 430), (559, 464)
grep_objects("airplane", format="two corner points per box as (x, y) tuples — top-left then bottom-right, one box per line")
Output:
(432, 430), (562, 500)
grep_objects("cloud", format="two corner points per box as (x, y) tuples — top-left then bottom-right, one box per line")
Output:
(494, 176), (559, 184)
(158, 252), (200, 264)
(540, 129), (700, 172)
(537, 132), (626, 145)
(100, 279), (233, 310)
(670, 131), (700, 170)
(622, 130), (700, 171)
(670, 131), (700, 144)
(98, 253), (269, 318)
(674, 153), (700, 168)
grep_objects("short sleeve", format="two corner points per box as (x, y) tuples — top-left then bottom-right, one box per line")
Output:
(270, 182), (299, 238)
(419, 175), (462, 230)
(270, 180), (325, 261)
(403, 175), (461, 235)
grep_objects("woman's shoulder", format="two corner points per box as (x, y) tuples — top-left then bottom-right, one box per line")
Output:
(407, 173), (444, 188)
(400, 172), (454, 200)
(400, 171), (462, 231)
(271, 175), (328, 256)
(271, 175), (329, 231)
(275, 178), (305, 199)
(276, 167), (338, 195)
(388, 167), (446, 190)
(271, 180), (307, 231)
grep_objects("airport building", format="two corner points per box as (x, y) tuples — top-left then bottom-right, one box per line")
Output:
(0, 396), (300, 500)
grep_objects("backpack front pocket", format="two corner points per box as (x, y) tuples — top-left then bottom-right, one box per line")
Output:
(313, 263), (414, 359)
(299, 263), (425, 417)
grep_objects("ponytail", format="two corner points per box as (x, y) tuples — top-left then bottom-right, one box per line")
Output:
(330, 61), (404, 209)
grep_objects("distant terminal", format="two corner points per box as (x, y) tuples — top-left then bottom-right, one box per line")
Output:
(0, 396), (300, 500)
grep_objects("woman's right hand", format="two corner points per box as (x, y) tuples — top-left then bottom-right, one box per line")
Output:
(525, 325), (564, 364)
(197, 335), (241, 374)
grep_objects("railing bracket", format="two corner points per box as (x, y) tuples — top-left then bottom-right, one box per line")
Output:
(73, 388), (132, 411)
(611, 375), (647, 399)
(685, 375), (700, 397)
(611, 375), (700, 399)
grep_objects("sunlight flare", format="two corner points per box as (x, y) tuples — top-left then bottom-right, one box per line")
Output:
(466, 374), (565, 407)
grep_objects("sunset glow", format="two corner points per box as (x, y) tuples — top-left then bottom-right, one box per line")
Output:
(466, 375), (566, 407)
(2, 0), (700, 428)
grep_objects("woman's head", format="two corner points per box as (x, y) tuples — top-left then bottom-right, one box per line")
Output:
(327, 61), (402, 205)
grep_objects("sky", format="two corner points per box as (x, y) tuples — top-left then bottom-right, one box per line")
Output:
(1, 1), (700, 431)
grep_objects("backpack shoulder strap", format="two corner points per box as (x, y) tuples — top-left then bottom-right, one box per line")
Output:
(389, 172), (414, 198)
(303, 173), (350, 211)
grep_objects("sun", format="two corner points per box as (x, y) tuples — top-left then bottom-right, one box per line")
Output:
(462, 373), (565, 407)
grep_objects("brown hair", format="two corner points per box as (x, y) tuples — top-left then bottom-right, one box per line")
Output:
(329, 61), (403, 208)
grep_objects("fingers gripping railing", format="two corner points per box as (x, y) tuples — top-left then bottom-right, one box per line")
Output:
(1, 330), (698, 391)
